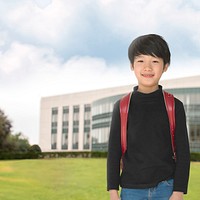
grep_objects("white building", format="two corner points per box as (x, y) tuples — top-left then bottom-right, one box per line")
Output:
(39, 75), (200, 152)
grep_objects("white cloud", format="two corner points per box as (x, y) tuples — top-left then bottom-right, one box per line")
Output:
(0, 41), (133, 144)
(1, 0), (200, 145)
(1, 0), (200, 46)
(170, 57), (200, 78)
(0, 41), (60, 75)
(3, 1), (79, 44)
(34, 0), (52, 9)
(0, 41), (132, 95)
(97, 0), (200, 42)
(0, 31), (8, 47)
(1, 0), (99, 50)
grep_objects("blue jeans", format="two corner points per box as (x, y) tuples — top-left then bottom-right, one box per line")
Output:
(120, 179), (174, 200)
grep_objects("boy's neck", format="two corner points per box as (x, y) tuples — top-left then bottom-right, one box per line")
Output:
(137, 85), (159, 94)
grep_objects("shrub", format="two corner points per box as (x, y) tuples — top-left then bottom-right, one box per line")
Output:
(190, 152), (200, 162)
(29, 144), (42, 153)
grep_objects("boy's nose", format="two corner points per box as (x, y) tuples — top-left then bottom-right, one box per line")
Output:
(144, 64), (152, 71)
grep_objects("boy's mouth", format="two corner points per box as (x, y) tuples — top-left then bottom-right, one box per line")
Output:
(142, 74), (154, 78)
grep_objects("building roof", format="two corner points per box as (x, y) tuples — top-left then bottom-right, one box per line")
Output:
(41, 75), (200, 107)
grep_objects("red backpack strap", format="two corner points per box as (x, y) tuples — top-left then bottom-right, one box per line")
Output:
(163, 91), (176, 161)
(120, 92), (132, 157)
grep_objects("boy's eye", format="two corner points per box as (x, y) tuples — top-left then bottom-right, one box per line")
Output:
(137, 60), (144, 63)
(153, 60), (159, 63)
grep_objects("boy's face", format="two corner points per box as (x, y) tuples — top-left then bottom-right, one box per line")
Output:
(131, 54), (168, 93)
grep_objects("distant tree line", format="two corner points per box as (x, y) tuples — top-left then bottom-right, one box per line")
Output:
(0, 108), (41, 157)
(1, 108), (200, 161)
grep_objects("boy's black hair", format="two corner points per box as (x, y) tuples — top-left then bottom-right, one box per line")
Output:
(128, 34), (171, 65)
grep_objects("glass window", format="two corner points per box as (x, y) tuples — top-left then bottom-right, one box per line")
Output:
(62, 106), (69, 150)
(84, 104), (91, 149)
(72, 105), (79, 149)
(51, 107), (58, 149)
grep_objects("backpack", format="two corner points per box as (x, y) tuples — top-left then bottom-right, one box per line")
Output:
(119, 91), (176, 166)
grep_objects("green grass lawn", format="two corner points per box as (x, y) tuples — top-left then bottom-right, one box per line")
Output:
(0, 159), (199, 200)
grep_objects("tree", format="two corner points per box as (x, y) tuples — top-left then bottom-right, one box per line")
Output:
(6, 132), (30, 152)
(0, 108), (31, 153)
(0, 109), (12, 150)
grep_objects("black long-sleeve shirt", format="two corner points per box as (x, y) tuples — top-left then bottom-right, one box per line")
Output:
(107, 86), (190, 194)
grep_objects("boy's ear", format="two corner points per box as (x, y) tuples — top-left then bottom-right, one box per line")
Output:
(163, 64), (169, 72)
(130, 63), (134, 71)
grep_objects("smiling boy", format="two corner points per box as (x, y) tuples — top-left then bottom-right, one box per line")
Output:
(107, 34), (190, 200)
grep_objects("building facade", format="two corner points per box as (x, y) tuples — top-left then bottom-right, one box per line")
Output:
(39, 75), (200, 152)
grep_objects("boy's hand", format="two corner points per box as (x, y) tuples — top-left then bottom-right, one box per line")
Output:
(169, 191), (184, 200)
(109, 190), (120, 200)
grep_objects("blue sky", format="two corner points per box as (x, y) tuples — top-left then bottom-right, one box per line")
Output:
(0, 0), (200, 144)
